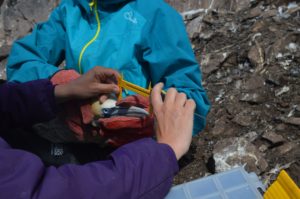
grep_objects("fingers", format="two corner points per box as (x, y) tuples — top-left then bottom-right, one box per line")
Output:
(99, 94), (109, 103)
(93, 66), (120, 77)
(93, 66), (120, 83)
(151, 83), (164, 112)
(164, 88), (177, 104)
(185, 99), (196, 115)
(175, 93), (187, 107)
(95, 83), (120, 94)
(152, 84), (196, 114)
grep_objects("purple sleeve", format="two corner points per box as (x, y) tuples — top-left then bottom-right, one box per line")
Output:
(0, 79), (58, 130)
(0, 138), (178, 199)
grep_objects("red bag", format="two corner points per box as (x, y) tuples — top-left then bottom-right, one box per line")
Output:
(97, 95), (155, 146)
(51, 70), (154, 146)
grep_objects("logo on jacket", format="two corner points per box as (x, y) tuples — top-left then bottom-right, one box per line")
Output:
(124, 11), (137, 24)
(51, 143), (64, 156)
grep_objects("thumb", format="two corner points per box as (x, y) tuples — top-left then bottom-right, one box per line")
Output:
(95, 83), (120, 94)
(151, 83), (164, 111)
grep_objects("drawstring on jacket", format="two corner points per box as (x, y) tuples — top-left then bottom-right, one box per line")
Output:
(78, 0), (101, 74)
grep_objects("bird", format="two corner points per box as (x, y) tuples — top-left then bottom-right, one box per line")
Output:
(90, 96), (149, 127)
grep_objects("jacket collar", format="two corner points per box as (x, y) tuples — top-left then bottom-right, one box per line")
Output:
(76, 0), (131, 13)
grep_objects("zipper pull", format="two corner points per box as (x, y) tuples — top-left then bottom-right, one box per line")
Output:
(89, 0), (95, 11)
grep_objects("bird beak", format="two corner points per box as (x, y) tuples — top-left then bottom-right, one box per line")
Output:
(101, 106), (149, 118)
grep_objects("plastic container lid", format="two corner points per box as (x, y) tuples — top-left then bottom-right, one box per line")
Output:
(165, 167), (265, 199)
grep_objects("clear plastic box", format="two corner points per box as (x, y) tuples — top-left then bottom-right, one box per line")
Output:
(165, 167), (265, 199)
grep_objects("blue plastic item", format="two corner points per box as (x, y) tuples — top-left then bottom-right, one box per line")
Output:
(165, 167), (265, 199)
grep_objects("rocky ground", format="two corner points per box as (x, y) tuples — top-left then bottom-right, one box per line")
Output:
(1, 0), (300, 189)
(171, 0), (300, 187)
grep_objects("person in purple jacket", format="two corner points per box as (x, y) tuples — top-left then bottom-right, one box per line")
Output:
(0, 66), (195, 199)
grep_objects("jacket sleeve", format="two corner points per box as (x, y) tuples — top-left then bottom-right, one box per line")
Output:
(0, 138), (178, 199)
(141, 3), (210, 135)
(0, 79), (58, 130)
(6, 6), (65, 83)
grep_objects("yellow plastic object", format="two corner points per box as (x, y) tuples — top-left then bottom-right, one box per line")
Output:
(117, 77), (166, 100)
(264, 170), (300, 199)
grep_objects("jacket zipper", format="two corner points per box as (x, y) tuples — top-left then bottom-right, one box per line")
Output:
(78, 0), (101, 74)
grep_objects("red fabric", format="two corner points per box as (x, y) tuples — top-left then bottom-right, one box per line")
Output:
(50, 69), (80, 84)
(50, 70), (154, 146)
(98, 95), (155, 146)
(50, 70), (94, 141)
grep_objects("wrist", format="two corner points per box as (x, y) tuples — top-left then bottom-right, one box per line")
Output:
(158, 140), (181, 160)
(54, 84), (72, 103)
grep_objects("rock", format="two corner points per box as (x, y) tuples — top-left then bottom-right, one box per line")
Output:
(286, 43), (299, 54)
(213, 138), (268, 174)
(166, 0), (252, 13)
(282, 117), (300, 126)
(262, 9), (277, 18)
(211, 117), (227, 136)
(0, 9), (5, 46)
(15, 0), (52, 23)
(242, 6), (262, 21)
(222, 53), (238, 68)
(286, 5), (300, 16)
(275, 123), (288, 131)
(201, 52), (230, 74)
(181, 9), (205, 21)
(252, 20), (266, 32)
(199, 29), (215, 40)
(242, 76), (265, 90)
(295, 105), (300, 117)
(226, 103), (243, 116)
(278, 101), (290, 108)
(240, 92), (266, 104)
(272, 142), (298, 156)
(290, 66), (300, 77)
(259, 144), (269, 152)
(232, 111), (254, 127)
(275, 86), (290, 96)
(202, 10), (218, 25)
(244, 131), (258, 142)
(226, 0), (253, 12)
(211, 119), (237, 137)
(186, 16), (204, 39)
(286, 161), (300, 186)
(166, 0), (208, 13)
(265, 73), (281, 86)
(1, 0), (59, 45)
(240, 76), (267, 104)
(0, 45), (11, 61)
(233, 0), (253, 12)
(266, 0), (295, 6)
(262, 131), (285, 145)
(248, 43), (265, 68)
(0, 58), (7, 80)
(269, 33), (300, 62)
(3, 8), (32, 44)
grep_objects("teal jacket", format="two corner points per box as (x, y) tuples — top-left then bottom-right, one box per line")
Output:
(6, 0), (210, 134)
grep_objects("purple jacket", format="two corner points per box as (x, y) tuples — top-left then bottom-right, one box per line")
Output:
(0, 80), (179, 199)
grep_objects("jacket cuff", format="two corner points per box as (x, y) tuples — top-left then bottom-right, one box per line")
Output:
(112, 138), (179, 174)
(32, 79), (60, 121)
(157, 141), (179, 173)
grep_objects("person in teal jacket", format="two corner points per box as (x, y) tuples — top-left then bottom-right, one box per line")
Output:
(6, 0), (210, 135)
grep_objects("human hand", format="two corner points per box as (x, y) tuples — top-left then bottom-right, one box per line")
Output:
(151, 83), (196, 160)
(55, 67), (120, 102)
